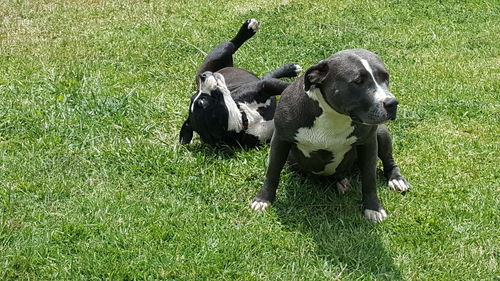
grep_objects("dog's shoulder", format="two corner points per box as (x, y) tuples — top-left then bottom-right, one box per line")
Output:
(274, 77), (322, 140)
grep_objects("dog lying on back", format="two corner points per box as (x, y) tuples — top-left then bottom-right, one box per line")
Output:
(179, 19), (301, 147)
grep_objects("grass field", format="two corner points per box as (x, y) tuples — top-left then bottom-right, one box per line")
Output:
(1, 0), (498, 280)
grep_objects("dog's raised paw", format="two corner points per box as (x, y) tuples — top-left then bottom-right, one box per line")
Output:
(364, 209), (388, 223)
(247, 18), (259, 32)
(388, 176), (410, 192)
(250, 198), (270, 211)
(292, 64), (302, 75)
(279, 63), (302, 78)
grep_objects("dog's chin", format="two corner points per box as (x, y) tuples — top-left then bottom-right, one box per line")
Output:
(349, 106), (398, 125)
(349, 114), (365, 124)
(350, 114), (394, 125)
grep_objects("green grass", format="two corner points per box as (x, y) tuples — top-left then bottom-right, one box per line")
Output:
(1, 0), (498, 279)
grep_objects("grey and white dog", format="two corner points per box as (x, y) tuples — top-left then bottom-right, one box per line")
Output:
(250, 49), (410, 223)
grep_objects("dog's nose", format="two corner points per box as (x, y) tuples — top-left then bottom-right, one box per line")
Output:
(199, 71), (214, 83)
(200, 73), (207, 82)
(383, 97), (398, 120)
(383, 97), (399, 111)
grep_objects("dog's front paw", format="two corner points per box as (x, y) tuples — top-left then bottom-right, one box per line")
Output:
(364, 209), (388, 223)
(250, 198), (270, 211)
(280, 63), (302, 78)
(246, 18), (259, 32)
(292, 64), (302, 75)
(388, 175), (410, 192)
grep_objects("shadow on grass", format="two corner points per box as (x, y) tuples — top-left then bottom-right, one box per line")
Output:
(182, 141), (269, 160)
(181, 142), (240, 159)
(273, 170), (403, 280)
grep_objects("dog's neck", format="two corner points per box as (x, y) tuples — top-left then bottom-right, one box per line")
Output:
(305, 88), (351, 124)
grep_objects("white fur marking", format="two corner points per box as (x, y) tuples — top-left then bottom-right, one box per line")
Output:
(398, 179), (409, 191)
(388, 178), (410, 192)
(293, 64), (303, 75)
(190, 90), (203, 112)
(392, 179), (401, 190)
(294, 88), (357, 175)
(388, 180), (396, 190)
(213, 74), (243, 132)
(248, 19), (259, 31)
(250, 200), (269, 211)
(191, 76), (218, 112)
(360, 59), (391, 102)
(203, 75), (218, 91)
(237, 99), (274, 143)
(364, 209), (388, 223)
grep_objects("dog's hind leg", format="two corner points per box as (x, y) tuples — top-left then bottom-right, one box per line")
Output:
(261, 63), (302, 80)
(377, 125), (410, 192)
(196, 19), (259, 78)
(230, 18), (259, 50)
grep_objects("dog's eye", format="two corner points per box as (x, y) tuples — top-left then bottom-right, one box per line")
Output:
(197, 98), (208, 108)
(353, 76), (363, 84)
(379, 72), (389, 82)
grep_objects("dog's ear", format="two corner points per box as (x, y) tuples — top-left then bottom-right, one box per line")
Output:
(304, 60), (329, 91)
(179, 118), (193, 145)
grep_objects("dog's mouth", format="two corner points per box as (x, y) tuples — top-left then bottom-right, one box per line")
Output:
(199, 72), (218, 92)
(349, 111), (396, 125)
(199, 72), (226, 90)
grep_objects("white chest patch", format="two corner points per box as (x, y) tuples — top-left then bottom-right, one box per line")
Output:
(221, 91), (243, 132)
(294, 88), (357, 175)
(214, 76), (243, 132)
(238, 99), (274, 143)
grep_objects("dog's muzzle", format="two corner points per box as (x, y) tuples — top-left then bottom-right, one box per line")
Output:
(383, 97), (398, 120)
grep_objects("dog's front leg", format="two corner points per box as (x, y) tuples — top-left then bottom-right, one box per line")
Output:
(357, 133), (388, 223)
(250, 136), (291, 211)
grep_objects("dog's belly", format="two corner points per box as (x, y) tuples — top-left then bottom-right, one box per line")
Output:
(247, 118), (274, 143)
(291, 141), (357, 176)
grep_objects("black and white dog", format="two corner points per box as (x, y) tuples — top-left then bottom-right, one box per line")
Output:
(179, 19), (301, 147)
(250, 49), (410, 223)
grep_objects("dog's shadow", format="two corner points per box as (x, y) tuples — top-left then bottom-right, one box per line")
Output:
(184, 143), (403, 278)
(181, 142), (243, 159)
(273, 170), (404, 280)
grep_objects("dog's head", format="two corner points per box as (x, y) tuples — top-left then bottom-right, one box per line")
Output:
(179, 72), (230, 145)
(304, 49), (398, 125)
